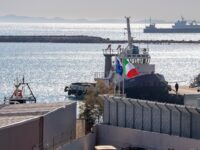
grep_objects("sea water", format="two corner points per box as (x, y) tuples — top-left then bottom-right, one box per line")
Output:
(0, 23), (200, 103)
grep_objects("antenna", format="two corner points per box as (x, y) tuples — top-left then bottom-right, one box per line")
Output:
(150, 17), (152, 25)
(125, 16), (132, 49)
(181, 16), (184, 21)
(22, 75), (25, 84)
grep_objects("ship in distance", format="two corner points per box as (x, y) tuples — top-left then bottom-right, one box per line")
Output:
(144, 17), (200, 33)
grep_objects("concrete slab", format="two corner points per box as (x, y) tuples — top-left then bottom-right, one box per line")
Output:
(170, 86), (199, 95)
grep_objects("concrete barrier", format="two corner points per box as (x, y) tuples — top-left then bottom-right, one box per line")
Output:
(0, 102), (76, 150)
(102, 96), (200, 139)
(96, 124), (200, 150)
(0, 117), (41, 150)
(43, 103), (76, 149)
(61, 132), (96, 150)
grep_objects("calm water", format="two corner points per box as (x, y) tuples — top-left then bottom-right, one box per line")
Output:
(1, 23), (200, 41)
(0, 23), (200, 103)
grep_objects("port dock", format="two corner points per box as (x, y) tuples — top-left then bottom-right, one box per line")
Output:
(172, 86), (200, 107)
(171, 86), (199, 95)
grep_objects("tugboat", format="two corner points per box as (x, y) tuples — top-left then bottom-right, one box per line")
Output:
(64, 82), (96, 99)
(96, 17), (183, 104)
(4, 77), (36, 104)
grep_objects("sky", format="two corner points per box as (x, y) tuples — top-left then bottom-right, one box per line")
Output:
(0, 0), (199, 21)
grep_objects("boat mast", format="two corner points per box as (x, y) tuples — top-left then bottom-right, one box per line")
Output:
(125, 17), (132, 50)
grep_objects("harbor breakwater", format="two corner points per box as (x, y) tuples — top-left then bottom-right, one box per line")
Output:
(0, 35), (200, 44)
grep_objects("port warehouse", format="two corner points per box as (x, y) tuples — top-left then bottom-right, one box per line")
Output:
(0, 102), (76, 150)
(1, 97), (200, 150)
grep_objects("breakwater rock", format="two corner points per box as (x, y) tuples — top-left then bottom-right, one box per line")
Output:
(0, 35), (199, 44)
(0, 35), (109, 43)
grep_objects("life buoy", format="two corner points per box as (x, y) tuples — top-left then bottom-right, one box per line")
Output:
(14, 89), (23, 98)
(64, 86), (69, 92)
(18, 90), (23, 97)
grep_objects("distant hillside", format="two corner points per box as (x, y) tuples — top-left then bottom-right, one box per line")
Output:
(136, 19), (171, 24)
(0, 15), (124, 23)
(0, 15), (88, 23)
(0, 15), (171, 23)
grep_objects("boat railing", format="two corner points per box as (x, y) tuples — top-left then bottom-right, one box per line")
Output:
(128, 55), (151, 64)
(4, 95), (36, 104)
(94, 72), (110, 80)
(103, 49), (121, 56)
(121, 46), (150, 54)
(103, 46), (150, 56)
(103, 46), (151, 64)
(123, 53), (150, 58)
(118, 47), (151, 64)
(137, 47), (150, 55)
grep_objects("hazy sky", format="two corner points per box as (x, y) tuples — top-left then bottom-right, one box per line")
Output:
(0, 0), (199, 20)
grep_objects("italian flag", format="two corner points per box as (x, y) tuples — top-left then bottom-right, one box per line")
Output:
(123, 58), (139, 78)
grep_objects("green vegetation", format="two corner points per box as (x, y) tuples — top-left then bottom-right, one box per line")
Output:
(190, 73), (200, 87)
(79, 81), (113, 133)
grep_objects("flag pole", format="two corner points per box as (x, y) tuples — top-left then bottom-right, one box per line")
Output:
(114, 56), (116, 96)
(122, 57), (125, 97)
(118, 69), (120, 95)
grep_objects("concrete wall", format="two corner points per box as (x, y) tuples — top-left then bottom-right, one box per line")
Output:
(152, 107), (160, 132)
(0, 118), (41, 150)
(0, 102), (77, 150)
(110, 99), (117, 126)
(184, 94), (200, 107)
(102, 96), (200, 139)
(61, 132), (96, 150)
(96, 124), (200, 150)
(76, 119), (86, 138)
(43, 103), (76, 148)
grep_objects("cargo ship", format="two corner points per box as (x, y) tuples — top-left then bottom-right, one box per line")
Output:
(144, 17), (200, 33)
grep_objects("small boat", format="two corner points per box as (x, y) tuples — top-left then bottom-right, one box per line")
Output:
(64, 82), (96, 99)
(4, 77), (36, 104)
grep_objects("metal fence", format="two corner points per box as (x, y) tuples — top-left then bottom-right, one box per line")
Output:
(102, 95), (200, 139)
